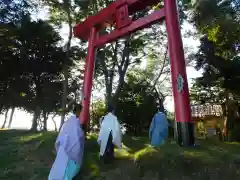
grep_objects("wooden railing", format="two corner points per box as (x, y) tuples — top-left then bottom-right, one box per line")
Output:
(191, 104), (223, 117)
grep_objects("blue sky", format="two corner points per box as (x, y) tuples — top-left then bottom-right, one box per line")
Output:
(0, 6), (202, 130)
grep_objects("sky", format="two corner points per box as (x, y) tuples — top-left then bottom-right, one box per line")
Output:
(0, 6), (202, 130)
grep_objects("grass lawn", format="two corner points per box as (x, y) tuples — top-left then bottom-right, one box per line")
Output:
(0, 130), (239, 180)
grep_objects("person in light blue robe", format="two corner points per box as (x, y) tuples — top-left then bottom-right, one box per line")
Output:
(149, 107), (169, 147)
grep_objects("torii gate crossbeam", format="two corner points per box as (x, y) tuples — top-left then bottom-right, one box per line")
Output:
(73, 0), (195, 146)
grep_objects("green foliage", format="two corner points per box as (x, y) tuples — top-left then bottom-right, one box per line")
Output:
(0, 1), (83, 131)
(90, 100), (106, 128)
(191, 0), (240, 58)
(190, 0), (240, 104)
(14, 16), (64, 111)
(0, 1), (33, 112)
(0, 0), (85, 121)
(190, 0), (240, 140)
(0, 0), (32, 23)
(115, 72), (160, 135)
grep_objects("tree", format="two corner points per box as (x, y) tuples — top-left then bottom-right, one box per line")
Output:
(11, 15), (67, 131)
(190, 0), (240, 99)
(43, 0), (151, 109)
(7, 107), (15, 129)
(191, 0), (239, 56)
(115, 71), (161, 135)
(190, 0), (240, 140)
(190, 37), (240, 140)
(89, 100), (106, 130)
(0, 0), (86, 131)
(0, 0), (32, 23)
(1, 109), (9, 129)
(39, 0), (88, 129)
(0, 0), (32, 114)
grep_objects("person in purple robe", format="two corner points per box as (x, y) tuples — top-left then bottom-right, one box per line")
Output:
(48, 104), (84, 180)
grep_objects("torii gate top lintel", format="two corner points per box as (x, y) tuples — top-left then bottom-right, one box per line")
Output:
(73, 0), (161, 43)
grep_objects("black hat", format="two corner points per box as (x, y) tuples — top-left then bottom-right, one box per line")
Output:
(158, 105), (165, 112)
(73, 103), (82, 113)
(108, 104), (114, 112)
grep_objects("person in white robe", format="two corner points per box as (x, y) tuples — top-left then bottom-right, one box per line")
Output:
(48, 104), (84, 180)
(98, 105), (122, 163)
(99, 116), (104, 127)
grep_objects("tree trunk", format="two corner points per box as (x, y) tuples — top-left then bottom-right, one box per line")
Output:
(100, 42), (118, 108)
(43, 111), (48, 131)
(226, 99), (236, 141)
(0, 104), (3, 115)
(221, 103), (227, 117)
(52, 113), (58, 132)
(222, 90), (235, 141)
(31, 106), (41, 131)
(1, 109), (9, 129)
(113, 72), (125, 101)
(32, 75), (42, 131)
(105, 78), (113, 107)
(60, 5), (72, 130)
(60, 66), (69, 130)
(7, 107), (15, 129)
(113, 37), (131, 103)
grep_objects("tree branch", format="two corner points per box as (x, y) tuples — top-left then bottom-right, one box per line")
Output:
(152, 45), (168, 88)
(158, 70), (170, 85)
(129, 53), (147, 65)
(118, 36), (131, 71)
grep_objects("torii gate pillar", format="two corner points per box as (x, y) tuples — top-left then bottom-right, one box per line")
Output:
(74, 0), (195, 146)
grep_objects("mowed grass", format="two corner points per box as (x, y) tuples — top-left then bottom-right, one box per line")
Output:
(0, 130), (239, 180)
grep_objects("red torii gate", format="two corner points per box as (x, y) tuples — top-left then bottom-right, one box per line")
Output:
(73, 0), (195, 146)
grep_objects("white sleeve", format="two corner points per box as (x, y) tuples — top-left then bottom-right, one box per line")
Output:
(113, 118), (122, 148)
(55, 115), (71, 151)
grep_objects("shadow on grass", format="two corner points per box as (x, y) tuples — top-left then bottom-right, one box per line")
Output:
(1, 130), (240, 180)
(0, 130), (33, 142)
(0, 130), (57, 180)
(79, 137), (240, 180)
(77, 133), (147, 180)
(121, 136), (149, 153)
